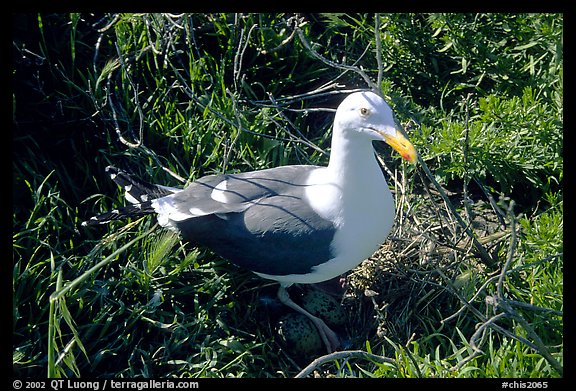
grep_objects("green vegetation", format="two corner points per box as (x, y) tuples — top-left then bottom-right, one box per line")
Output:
(13, 13), (562, 378)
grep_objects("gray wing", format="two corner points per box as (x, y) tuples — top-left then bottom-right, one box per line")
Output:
(165, 165), (321, 216)
(158, 165), (337, 276)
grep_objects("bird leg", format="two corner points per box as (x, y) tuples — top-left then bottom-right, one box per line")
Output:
(277, 285), (340, 353)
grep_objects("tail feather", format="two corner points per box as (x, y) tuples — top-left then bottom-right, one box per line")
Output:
(82, 166), (176, 227)
(105, 166), (175, 204)
(81, 202), (155, 226)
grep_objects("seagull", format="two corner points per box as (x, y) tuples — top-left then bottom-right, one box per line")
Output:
(83, 90), (417, 353)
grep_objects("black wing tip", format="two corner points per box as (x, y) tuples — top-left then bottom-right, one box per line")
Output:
(81, 203), (155, 228)
(81, 216), (107, 227)
(105, 166), (123, 181)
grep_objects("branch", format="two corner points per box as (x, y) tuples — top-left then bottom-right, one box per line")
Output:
(295, 23), (378, 92)
(415, 154), (498, 269)
(295, 350), (396, 378)
(374, 13), (383, 89)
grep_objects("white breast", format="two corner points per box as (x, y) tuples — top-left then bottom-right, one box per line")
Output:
(279, 165), (396, 284)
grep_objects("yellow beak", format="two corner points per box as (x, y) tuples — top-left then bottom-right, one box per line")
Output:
(379, 129), (417, 163)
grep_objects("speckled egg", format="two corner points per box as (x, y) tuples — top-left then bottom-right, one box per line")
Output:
(277, 312), (323, 357)
(300, 289), (347, 328)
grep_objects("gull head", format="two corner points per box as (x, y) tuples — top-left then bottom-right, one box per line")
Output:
(334, 91), (417, 163)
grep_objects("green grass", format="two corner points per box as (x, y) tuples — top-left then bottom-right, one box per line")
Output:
(13, 13), (562, 378)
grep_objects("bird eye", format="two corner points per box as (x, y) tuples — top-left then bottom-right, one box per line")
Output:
(360, 107), (369, 116)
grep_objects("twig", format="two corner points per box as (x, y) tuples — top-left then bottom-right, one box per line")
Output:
(266, 92), (328, 157)
(233, 16), (258, 92)
(374, 13), (383, 89)
(490, 202), (562, 375)
(295, 23), (378, 91)
(452, 202), (564, 376)
(259, 27), (297, 55)
(497, 200), (517, 298)
(395, 163), (409, 237)
(452, 312), (507, 370)
(249, 86), (358, 109)
(506, 299), (563, 316)
(163, 13), (186, 30)
(473, 177), (507, 228)
(259, 16), (298, 55)
(295, 350), (396, 378)
(167, 61), (328, 154)
(442, 252), (563, 324)
(223, 89), (245, 172)
(496, 298), (564, 376)
(462, 94), (473, 225)
(416, 154), (497, 269)
(101, 53), (187, 185)
(95, 13), (121, 33)
(107, 42), (144, 149)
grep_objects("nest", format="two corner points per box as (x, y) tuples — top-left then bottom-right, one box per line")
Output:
(343, 159), (511, 349)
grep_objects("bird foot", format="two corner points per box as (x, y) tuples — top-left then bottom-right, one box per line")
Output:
(308, 314), (340, 353)
(277, 285), (340, 353)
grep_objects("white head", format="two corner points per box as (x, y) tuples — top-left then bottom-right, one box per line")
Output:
(334, 91), (417, 163)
